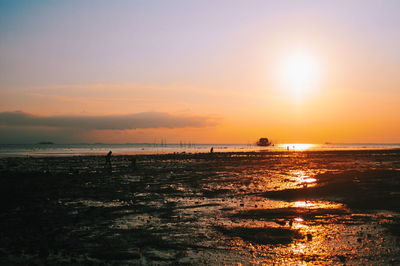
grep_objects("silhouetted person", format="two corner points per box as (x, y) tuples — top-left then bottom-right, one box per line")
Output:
(105, 151), (112, 170)
(210, 147), (214, 153)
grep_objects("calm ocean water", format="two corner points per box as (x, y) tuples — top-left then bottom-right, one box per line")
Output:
(0, 143), (399, 157)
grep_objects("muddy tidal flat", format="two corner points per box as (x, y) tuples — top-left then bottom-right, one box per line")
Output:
(1, 150), (400, 265)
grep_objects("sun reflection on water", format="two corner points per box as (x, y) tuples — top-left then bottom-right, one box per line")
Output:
(293, 201), (313, 208)
(291, 200), (345, 210)
(280, 143), (315, 151)
(291, 170), (318, 187)
(303, 177), (317, 183)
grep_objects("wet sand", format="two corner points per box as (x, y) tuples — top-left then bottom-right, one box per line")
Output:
(0, 150), (400, 264)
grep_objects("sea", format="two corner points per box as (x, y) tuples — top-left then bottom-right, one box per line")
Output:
(0, 143), (399, 157)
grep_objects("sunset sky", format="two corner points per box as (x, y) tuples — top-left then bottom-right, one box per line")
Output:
(1, 0), (399, 144)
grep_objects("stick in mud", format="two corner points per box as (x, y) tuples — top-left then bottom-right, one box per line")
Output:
(130, 157), (137, 170)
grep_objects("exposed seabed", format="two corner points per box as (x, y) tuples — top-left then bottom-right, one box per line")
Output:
(1, 150), (400, 264)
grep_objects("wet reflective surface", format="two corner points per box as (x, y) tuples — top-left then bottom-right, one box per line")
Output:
(1, 150), (400, 264)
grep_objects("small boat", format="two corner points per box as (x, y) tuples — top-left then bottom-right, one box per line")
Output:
(256, 138), (272, 146)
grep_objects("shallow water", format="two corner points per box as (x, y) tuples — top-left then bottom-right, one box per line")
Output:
(0, 150), (399, 264)
(1, 142), (399, 157)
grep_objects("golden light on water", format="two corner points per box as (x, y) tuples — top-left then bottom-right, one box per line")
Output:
(290, 170), (318, 187)
(293, 201), (314, 208)
(280, 143), (315, 151)
(303, 177), (317, 183)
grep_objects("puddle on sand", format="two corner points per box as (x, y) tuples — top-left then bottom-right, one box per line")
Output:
(105, 152), (400, 264)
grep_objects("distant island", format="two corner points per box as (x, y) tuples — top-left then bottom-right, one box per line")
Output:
(37, 141), (54, 145)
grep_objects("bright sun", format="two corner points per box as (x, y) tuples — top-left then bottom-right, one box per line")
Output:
(279, 50), (321, 100)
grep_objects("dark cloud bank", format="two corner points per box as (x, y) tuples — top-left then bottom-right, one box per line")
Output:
(0, 111), (218, 143)
(0, 111), (216, 130)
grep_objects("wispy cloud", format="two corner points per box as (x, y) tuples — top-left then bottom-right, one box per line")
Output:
(0, 111), (218, 130)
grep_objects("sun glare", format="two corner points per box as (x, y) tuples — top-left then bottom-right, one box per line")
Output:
(279, 50), (321, 100)
(280, 143), (314, 151)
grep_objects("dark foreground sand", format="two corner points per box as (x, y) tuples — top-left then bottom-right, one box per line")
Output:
(1, 150), (400, 265)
